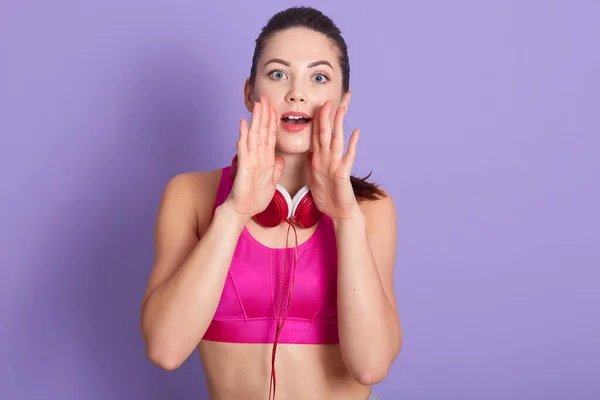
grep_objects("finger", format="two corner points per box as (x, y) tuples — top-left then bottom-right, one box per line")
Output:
(319, 100), (333, 149)
(305, 151), (315, 180)
(332, 105), (346, 158)
(342, 128), (360, 167)
(272, 156), (285, 184)
(259, 96), (270, 146)
(311, 106), (321, 150)
(237, 118), (249, 161)
(306, 151), (314, 169)
(267, 104), (278, 149)
(248, 101), (262, 151)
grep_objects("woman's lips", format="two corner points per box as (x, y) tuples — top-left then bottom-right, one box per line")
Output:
(281, 119), (311, 133)
(280, 111), (313, 133)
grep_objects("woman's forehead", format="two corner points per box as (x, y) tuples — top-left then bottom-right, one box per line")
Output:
(260, 28), (338, 65)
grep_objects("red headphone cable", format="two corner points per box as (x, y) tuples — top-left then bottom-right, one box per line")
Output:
(268, 219), (299, 400)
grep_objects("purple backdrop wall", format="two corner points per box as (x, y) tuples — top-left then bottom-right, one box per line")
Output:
(1, 1), (599, 399)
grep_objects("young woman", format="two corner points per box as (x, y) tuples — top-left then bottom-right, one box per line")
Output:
(140, 7), (402, 400)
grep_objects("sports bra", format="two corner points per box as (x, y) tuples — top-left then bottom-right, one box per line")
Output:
(202, 166), (339, 344)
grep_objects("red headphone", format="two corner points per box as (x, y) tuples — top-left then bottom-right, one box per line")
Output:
(229, 155), (323, 228)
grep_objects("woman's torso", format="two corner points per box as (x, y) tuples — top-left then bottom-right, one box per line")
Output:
(190, 168), (372, 400)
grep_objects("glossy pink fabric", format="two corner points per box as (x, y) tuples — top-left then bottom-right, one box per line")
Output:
(202, 166), (339, 344)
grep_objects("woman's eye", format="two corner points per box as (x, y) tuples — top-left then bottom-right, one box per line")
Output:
(269, 70), (287, 80)
(313, 73), (329, 83)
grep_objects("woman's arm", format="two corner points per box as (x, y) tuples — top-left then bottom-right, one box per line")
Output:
(335, 193), (402, 386)
(140, 173), (248, 371)
(141, 97), (283, 371)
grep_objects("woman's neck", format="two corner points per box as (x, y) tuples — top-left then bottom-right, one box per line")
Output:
(276, 152), (311, 196)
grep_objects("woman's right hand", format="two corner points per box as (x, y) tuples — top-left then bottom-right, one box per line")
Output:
(223, 95), (284, 220)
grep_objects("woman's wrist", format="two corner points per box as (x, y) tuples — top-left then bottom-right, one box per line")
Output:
(216, 199), (252, 228)
(332, 203), (366, 232)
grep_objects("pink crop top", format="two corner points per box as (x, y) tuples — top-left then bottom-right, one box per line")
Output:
(202, 166), (339, 344)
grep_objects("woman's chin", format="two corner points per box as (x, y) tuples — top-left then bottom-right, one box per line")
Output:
(275, 145), (312, 156)
(275, 134), (312, 155)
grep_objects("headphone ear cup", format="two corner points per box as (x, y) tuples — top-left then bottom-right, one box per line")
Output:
(253, 190), (289, 228)
(229, 155), (238, 181)
(293, 191), (322, 229)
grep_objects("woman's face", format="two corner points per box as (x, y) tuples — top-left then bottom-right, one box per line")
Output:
(246, 27), (350, 155)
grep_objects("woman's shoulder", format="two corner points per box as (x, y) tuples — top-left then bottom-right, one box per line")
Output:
(165, 168), (223, 190)
(357, 188), (397, 235)
(162, 168), (223, 200)
(159, 167), (225, 235)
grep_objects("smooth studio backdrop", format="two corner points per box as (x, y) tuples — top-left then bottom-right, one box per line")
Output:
(1, 1), (599, 399)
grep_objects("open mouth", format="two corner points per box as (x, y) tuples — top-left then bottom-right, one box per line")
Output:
(282, 116), (312, 125)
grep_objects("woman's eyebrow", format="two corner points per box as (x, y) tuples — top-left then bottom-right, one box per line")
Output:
(264, 58), (334, 70)
(307, 60), (334, 70)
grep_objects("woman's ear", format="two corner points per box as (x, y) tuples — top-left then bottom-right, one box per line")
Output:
(342, 88), (352, 108)
(244, 78), (255, 113)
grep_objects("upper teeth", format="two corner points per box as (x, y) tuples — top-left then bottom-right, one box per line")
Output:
(286, 116), (305, 120)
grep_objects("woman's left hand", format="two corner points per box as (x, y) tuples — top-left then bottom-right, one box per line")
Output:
(307, 100), (361, 223)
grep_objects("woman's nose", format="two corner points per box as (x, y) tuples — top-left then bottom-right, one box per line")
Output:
(285, 87), (307, 103)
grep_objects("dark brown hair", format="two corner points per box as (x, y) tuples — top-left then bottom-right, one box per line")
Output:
(248, 6), (386, 202)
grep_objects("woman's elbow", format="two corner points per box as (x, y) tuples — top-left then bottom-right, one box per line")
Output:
(145, 342), (185, 371)
(347, 343), (401, 386)
(352, 365), (390, 386)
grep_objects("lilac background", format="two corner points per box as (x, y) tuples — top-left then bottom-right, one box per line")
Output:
(1, 0), (599, 399)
